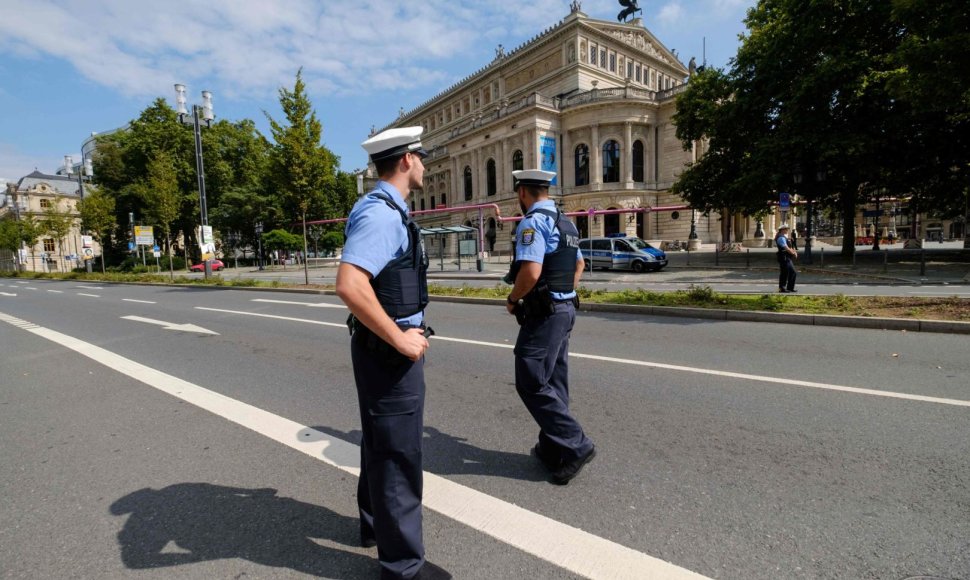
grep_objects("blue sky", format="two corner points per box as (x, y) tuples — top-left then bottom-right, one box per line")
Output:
(0, 0), (752, 183)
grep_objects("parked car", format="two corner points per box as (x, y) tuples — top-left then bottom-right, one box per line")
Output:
(579, 235), (667, 273)
(189, 259), (225, 272)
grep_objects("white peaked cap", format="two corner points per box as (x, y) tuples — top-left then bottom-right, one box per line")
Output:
(361, 126), (428, 162)
(512, 169), (556, 187)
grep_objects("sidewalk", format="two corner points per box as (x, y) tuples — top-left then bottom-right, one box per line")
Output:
(421, 244), (970, 286)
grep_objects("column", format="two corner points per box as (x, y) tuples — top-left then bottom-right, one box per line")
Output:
(561, 128), (572, 195)
(500, 138), (508, 196)
(623, 122), (633, 188)
(450, 156), (458, 208)
(590, 124), (601, 187)
(472, 148), (481, 203)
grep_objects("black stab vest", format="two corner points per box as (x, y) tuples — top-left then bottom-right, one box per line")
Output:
(528, 207), (580, 293)
(369, 192), (429, 319)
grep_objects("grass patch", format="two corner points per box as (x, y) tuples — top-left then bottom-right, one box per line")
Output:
(5, 273), (968, 321)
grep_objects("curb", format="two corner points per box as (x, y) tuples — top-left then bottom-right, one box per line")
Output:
(4, 277), (969, 335)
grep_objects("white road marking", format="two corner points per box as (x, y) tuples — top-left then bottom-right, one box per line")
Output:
(25, 287), (38, 290)
(75, 285), (104, 290)
(77, 293), (100, 298)
(195, 307), (345, 328)
(121, 315), (218, 335)
(0, 310), (707, 580)
(196, 307), (970, 409)
(47, 290), (63, 294)
(122, 299), (156, 304)
(0, 292), (16, 297)
(252, 298), (344, 308)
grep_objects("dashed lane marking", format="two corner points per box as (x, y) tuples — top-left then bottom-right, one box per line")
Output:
(122, 299), (156, 304)
(251, 298), (345, 308)
(194, 307), (970, 409)
(77, 293), (100, 298)
(0, 310), (708, 580)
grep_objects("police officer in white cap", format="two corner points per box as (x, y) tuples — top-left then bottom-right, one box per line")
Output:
(336, 126), (450, 579)
(775, 223), (798, 292)
(505, 169), (596, 485)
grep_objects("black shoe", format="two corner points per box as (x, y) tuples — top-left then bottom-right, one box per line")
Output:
(412, 561), (452, 580)
(778, 288), (789, 293)
(532, 443), (561, 471)
(787, 288), (798, 293)
(360, 536), (377, 548)
(551, 446), (596, 485)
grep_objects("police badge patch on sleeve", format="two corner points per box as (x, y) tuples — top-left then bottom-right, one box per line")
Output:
(520, 228), (536, 245)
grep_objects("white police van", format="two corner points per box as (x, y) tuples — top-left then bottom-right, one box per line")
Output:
(579, 235), (668, 273)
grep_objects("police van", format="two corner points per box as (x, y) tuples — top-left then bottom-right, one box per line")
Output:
(579, 235), (668, 273)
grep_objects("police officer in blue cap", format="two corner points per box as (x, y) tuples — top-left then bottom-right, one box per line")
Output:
(505, 169), (596, 485)
(336, 126), (450, 580)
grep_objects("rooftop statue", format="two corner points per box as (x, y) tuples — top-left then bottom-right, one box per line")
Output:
(617, 0), (642, 22)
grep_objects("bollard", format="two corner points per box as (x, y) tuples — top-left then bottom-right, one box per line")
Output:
(746, 249), (750, 268)
(820, 247), (824, 267)
(920, 249), (926, 276)
(686, 247), (690, 267)
(883, 250), (888, 273)
(715, 246), (719, 266)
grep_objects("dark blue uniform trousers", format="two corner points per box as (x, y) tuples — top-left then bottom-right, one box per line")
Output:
(778, 255), (797, 291)
(351, 334), (425, 580)
(514, 301), (593, 463)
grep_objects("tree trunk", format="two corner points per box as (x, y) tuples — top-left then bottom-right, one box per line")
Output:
(841, 193), (855, 257)
(302, 211), (309, 286)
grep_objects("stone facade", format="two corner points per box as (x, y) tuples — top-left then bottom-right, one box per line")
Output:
(369, 9), (730, 255)
(1, 170), (100, 272)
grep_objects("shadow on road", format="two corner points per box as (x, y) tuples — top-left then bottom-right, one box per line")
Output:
(312, 425), (547, 482)
(109, 483), (374, 577)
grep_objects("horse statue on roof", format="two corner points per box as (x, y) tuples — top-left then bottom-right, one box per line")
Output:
(617, 0), (643, 22)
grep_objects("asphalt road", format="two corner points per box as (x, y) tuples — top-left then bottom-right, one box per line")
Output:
(2, 280), (969, 579)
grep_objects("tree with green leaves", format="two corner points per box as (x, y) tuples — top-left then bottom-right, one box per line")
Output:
(77, 189), (116, 273)
(674, 0), (907, 255)
(40, 196), (76, 272)
(139, 150), (183, 279)
(265, 69), (337, 284)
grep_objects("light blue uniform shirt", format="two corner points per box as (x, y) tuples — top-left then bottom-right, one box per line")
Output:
(342, 181), (423, 327)
(514, 199), (581, 301)
(776, 235), (790, 250)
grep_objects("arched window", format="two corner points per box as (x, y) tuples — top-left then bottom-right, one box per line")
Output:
(463, 166), (473, 201)
(486, 159), (497, 196)
(632, 140), (644, 182)
(420, 198), (425, 211)
(604, 208), (620, 236)
(512, 149), (523, 172)
(440, 193), (446, 207)
(574, 144), (589, 186)
(430, 196), (436, 209)
(411, 200), (415, 212)
(602, 140), (620, 183)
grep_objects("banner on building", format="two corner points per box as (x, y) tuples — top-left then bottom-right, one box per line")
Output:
(539, 134), (558, 185)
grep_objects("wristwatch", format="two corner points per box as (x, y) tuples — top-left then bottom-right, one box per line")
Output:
(507, 296), (522, 306)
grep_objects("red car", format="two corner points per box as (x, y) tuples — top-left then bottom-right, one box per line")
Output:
(189, 259), (224, 272)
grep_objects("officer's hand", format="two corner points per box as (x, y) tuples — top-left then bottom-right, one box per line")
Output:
(506, 302), (517, 315)
(394, 328), (430, 362)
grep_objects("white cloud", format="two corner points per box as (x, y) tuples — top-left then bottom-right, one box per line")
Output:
(0, 0), (571, 102)
(657, 2), (687, 26)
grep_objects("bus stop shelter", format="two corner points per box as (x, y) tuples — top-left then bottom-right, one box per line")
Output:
(420, 225), (482, 271)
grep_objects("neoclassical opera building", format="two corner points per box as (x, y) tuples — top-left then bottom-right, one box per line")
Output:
(368, 3), (731, 255)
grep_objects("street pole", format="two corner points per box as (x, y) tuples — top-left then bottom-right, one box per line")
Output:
(175, 84), (214, 279)
(872, 192), (881, 251)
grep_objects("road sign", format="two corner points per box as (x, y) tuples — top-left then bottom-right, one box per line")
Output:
(134, 226), (154, 246)
(779, 192), (791, 209)
(81, 235), (93, 249)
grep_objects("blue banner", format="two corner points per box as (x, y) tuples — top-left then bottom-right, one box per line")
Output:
(540, 135), (557, 185)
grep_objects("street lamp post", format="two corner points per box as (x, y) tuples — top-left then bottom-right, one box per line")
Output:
(255, 221), (264, 271)
(872, 189), (882, 251)
(174, 84), (214, 278)
(70, 154), (95, 272)
(793, 166), (825, 265)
